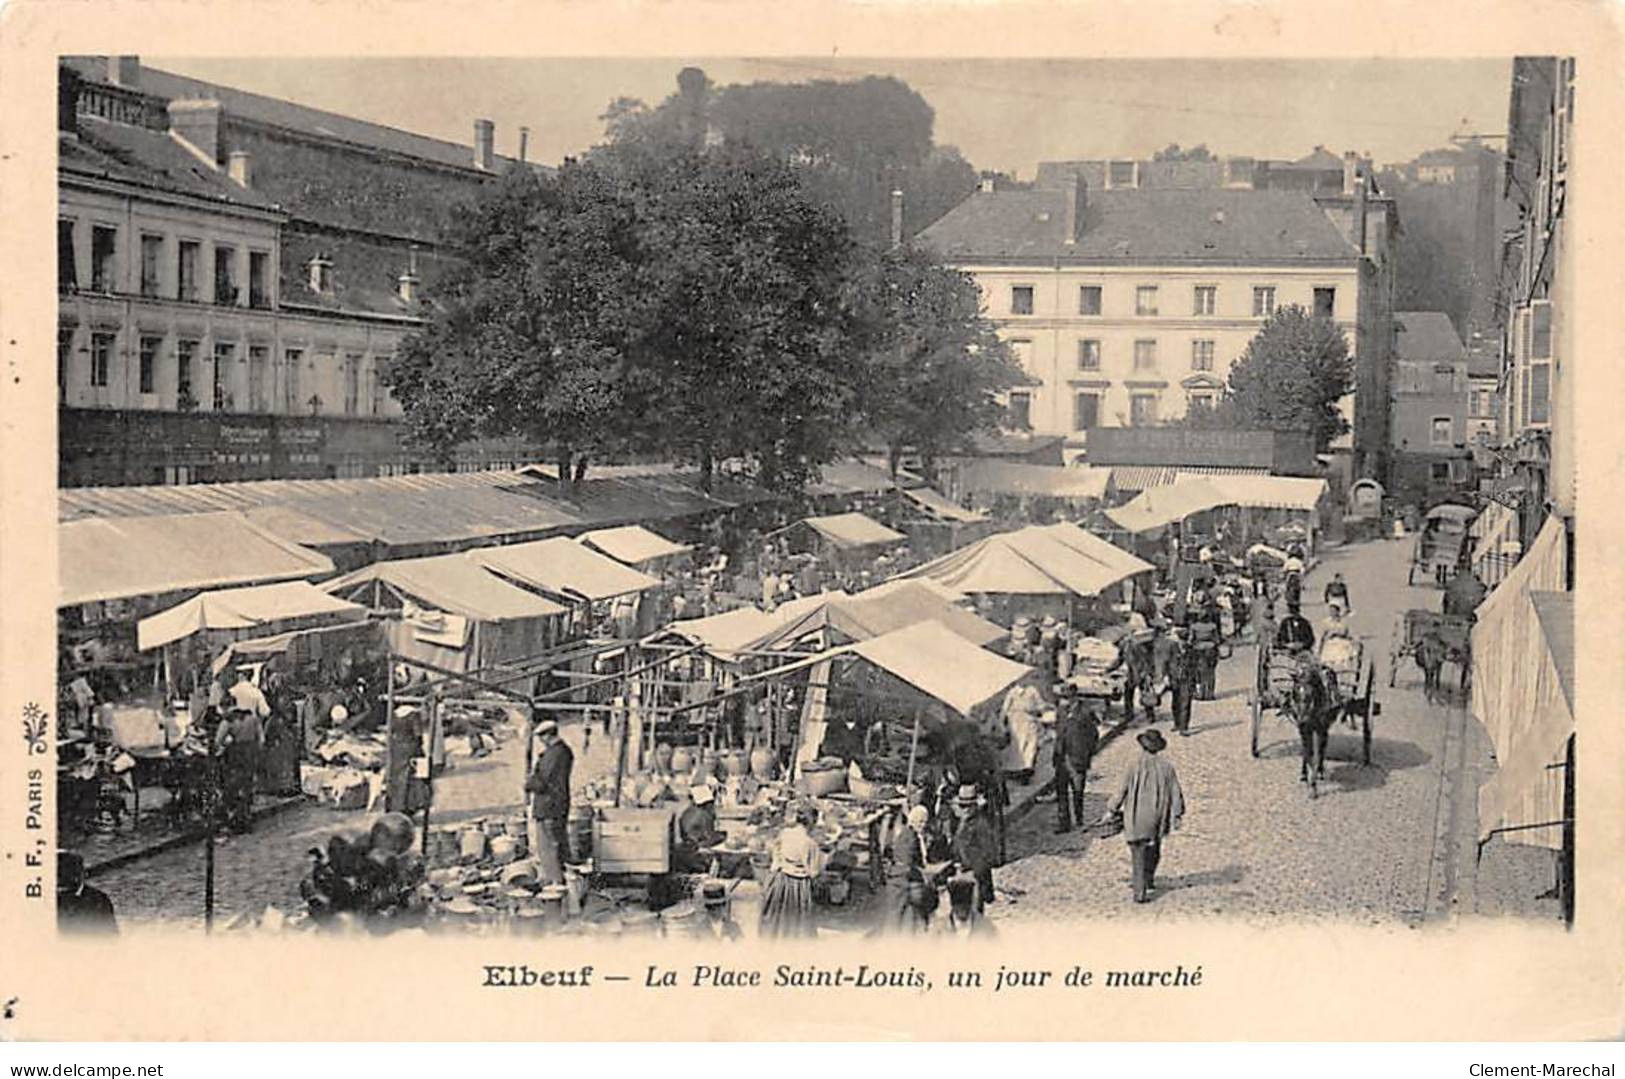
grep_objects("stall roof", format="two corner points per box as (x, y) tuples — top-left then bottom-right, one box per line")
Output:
(138, 580), (367, 652)
(745, 582), (1004, 652)
(242, 505), (372, 548)
(324, 554), (567, 622)
(851, 621), (1031, 716)
(801, 512), (907, 550)
(1105, 478), (1230, 533)
(578, 525), (693, 567)
(656, 606), (782, 657)
(60, 512), (334, 607)
(956, 461), (1112, 501)
(1184, 473), (1328, 512)
(806, 458), (925, 497)
(903, 524), (1153, 598)
(901, 486), (987, 523)
(469, 537), (661, 602)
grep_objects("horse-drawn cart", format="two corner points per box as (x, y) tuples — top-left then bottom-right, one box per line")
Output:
(1407, 504), (1475, 587)
(1389, 609), (1473, 690)
(1249, 637), (1378, 797)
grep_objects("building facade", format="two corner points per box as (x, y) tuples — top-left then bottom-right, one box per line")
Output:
(1495, 56), (1575, 543)
(58, 57), (537, 487)
(920, 155), (1398, 481)
(1389, 311), (1474, 501)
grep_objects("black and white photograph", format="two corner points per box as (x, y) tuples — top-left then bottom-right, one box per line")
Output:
(2, 0), (1619, 1050)
(45, 51), (1579, 935)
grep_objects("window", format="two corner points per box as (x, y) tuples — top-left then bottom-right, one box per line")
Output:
(1007, 391), (1032, 430)
(176, 339), (197, 404)
(1473, 389), (1494, 417)
(177, 241), (200, 301)
(248, 251), (271, 308)
(1430, 416), (1453, 446)
(1007, 338), (1033, 369)
(1430, 461), (1451, 483)
(1313, 287), (1336, 319)
(1078, 285), (1102, 316)
(1135, 286), (1159, 316)
(91, 226), (117, 292)
(1010, 285), (1034, 315)
(212, 342), (234, 410)
(58, 221), (77, 289)
(1188, 390), (1217, 412)
(1077, 339), (1101, 371)
(57, 326), (74, 391)
(1073, 391), (1100, 431)
(1529, 301), (1553, 359)
(343, 354), (362, 415)
(1528, 363), (1551, 425)
(1193, 285), (1216, 316)
(138, 336), (161, 395)
(1133, 339), (1157, 371)
(89, 332), (114, 387)
(370, 357), (387, 415)
(140, 235), (162, 298)
(247, 346), (269, 412)
(214, 245), (237, 305)
(1191, 339), (1215, 371)
(1130, 392), (1158, 427)
(1252, 286), (1276, 318)
(284, 349), (303, 414)
(1108, 160), (1137, 188)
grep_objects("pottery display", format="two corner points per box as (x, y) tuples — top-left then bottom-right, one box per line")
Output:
(749, 747), (776, 780)
(670, 747), (694, 775)
(722, 751), (748, 777)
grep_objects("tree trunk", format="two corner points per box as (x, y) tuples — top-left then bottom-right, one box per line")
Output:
(699, 448), (714, 493)
(573, 453), (589, 486)
(887, 443), (902, 480)
(557, 445), (573, 492)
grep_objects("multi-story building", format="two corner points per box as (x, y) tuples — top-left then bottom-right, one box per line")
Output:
(1495, 56), (1574, 542)
(57, 56), (538, 487)
(919, 154), (1398, 481)
(1388, 311), (1473, 501)
(1465, 344), (1501, 448)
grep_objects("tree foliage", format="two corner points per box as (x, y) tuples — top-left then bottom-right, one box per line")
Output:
(1221, 305), (1354, 451)
(1153, 143), (1215, 162)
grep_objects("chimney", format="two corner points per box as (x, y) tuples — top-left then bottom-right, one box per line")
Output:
(1355, 172), (1369, 256)
(58, 65), (82, 137)
(227, 150), (252, 188)
(473, 118), (495, 171)
(978, 178), (996, 193)
(107, 55), (140, 89)
(168, 99), (223, 165)
(1342, 151), (1358, 196)
(307, 254), (332, 294)
(1062, 173), (1087, 244)
(890, 190), (905, 249)
(676, 67), (709, 152)
(518, 126), (530, 164)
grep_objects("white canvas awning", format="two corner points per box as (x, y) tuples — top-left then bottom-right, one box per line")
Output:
(800, 512), (907, 550)
(138, 580), (366, 652)
(578, 525), (693, 568)
(469, 537), (661, 602)
(902, 524), (1154, 598)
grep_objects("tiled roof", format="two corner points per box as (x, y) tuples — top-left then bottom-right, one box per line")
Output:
(1395, 312), (1468, 362)
(67, 59), (526, 174)
(60, 115), (280, 212)
(919, 186), (1359, 264)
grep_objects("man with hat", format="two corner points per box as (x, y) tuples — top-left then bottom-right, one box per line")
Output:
(701, 878), (743, 941)
(948, 784), (999, 911)
(1166, 629), (1196, 737)
(675, 784), (725, 874)
(525, 718), (574, 885)
(57, 850), (117, 934)
(214, 696), (265, 835)
(1051, 683), (1098, 833)
(1274, 600), (1317, 656)
(1100, 729), (1186, 903)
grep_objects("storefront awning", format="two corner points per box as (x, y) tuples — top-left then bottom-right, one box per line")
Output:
(800, 512), (907, 550)
(138, 580), (366, 652)
(578, 525), (693, 568)
(60, 511), (334, 608)
(324, 554), (567, 622)
(468, 537), (661, 602)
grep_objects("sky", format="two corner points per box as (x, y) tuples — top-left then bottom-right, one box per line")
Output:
(148, 56), (1512, 179)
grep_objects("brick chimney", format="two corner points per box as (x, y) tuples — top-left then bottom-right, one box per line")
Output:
(473, 118), (494, 171)
(1342, 151), (1358, 196)
(1062, 173), (1087, 244)
(58, 65), (82, 137)
(518, 126), (530, 164)
(227, 150), (252, 188)
(168, 99), (223, 165)
(107, 55), (140, 88)
(890, 189), (904, 249)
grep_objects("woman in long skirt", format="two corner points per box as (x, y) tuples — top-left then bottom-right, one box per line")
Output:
(759, 804), (822, 938)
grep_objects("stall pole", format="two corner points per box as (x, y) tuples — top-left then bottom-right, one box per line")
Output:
(383, 645), (395, 814)
(612, 692), (631, 809)
(419, 695), (437, 857)
(203, 821), (216, 932)
(903, 709), (923, 799)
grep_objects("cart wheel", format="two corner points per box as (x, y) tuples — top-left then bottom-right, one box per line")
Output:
(1361, 664), (1375, 766)
(1249, 694), (1262, 758)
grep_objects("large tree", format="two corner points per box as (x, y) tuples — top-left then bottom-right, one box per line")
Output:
(1222, 305), (1355, 451)
(384, 161), (643, 485)
(846, 245), (1022, 477)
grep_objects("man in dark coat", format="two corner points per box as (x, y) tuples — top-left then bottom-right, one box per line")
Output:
(1274, 602), (1316, 655)
(1167, 633), (1195, 736)
(1109, 630), (1155, 725)
(1051, 684), (1098, 833)
(1186, 587), (1221, 701)
(674, 784), (724, 873)
(948, 785), (999, 910)
(215, 705), (264, 834)
(57, 850), (117, 935)
(525, 720), (574, 885)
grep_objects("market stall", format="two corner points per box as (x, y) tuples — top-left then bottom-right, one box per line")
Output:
(948, 460), (1114, 522)
(469, 536), (662, 638)
(578, 525), (694, 576)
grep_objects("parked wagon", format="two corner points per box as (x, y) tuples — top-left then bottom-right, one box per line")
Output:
(1390, 609), (1473, 691)
(1249, 637), (1377, 797)
(1407, 503), (1476, 587)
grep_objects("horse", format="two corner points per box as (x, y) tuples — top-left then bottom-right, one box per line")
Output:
(1414, 632), (1447, 704)
(1284, 657), (1339, 799)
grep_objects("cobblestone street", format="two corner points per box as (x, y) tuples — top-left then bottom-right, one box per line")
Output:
(989, 539), (1562, 928)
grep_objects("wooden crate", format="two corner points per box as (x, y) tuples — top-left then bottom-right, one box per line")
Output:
(592, 807), (676, 874)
